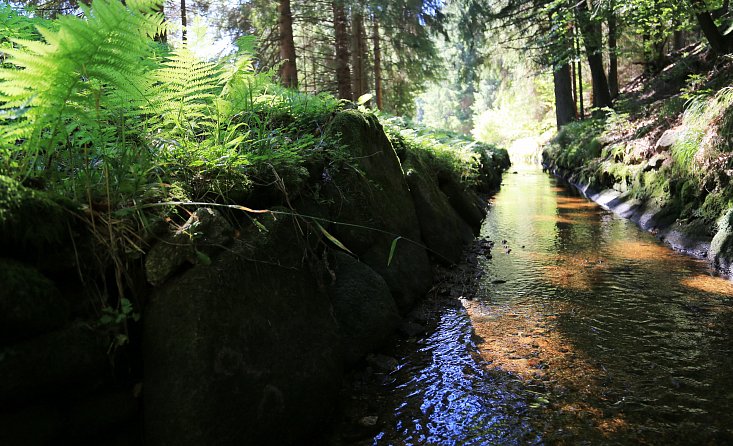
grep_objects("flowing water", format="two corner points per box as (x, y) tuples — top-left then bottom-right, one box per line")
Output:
(353, 167), (733, 445)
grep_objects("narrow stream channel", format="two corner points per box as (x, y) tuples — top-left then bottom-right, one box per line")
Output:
(342, 166), (733, 445)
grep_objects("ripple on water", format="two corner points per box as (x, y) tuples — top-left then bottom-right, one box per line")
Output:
(352, 169), (733, 445)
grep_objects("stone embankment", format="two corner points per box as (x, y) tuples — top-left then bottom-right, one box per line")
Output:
(0, 111), (509, 445)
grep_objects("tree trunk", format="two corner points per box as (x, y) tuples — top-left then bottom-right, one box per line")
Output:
(695, 8), (733, 55)
(571, 52), (577, 106)
(577, 1), (613, 109)
(608, 6), (619, 98)
(575, 22), (584, 119)
(351, 9), (368, 100)
(372, 16), (383, 110)
(673, 30), (685, 50)
(554, 62), (577, 128)
(278, 0), (298, 89)
(181, 0), (187, 43)
(333, 1), (352, 100)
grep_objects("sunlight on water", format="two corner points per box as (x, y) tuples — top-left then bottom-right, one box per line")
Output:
(681, 274), (733, 296)
(357, 167), (733, 445)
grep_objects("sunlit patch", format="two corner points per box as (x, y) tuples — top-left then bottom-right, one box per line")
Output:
(555, 196), (590, 204)
(681, 274), (733, 296)
(539, 254), (609, 291)
(550, 186), (567, 193)
(463, 300), (630, 438)
(556, 402), (629, 437)
(464, 300), (576, 380)
(533, 214), (576, 225)
(608, 240), (675, 261)
(542, 265), (593, 291)
(556, 201), (600, 210)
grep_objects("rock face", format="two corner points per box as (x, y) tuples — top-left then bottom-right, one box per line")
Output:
(144, 213), (343, 446)
(321, 111), (434, 312)
(328, 252), (401, 365)
(0, 258), (68, 343)
(403, 152), (475, 265)
(0, 112), (510, 446)
(141, 111), (510, 445)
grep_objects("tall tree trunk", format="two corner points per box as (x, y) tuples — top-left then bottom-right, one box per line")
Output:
(278, 0), (298, 89)
(372, 16), (383, 110)
(575, 22), (585, 119)
(333, 1), (352, 100)
(608, 6), (619, 98)
(554, 62), (577, 127)
(695, 8), (733, 55)
(351, 9), (368, 99)
(181, 0), (187, 43)
(571, 52), (577, 106)
(691, 0), (733, 55)
(673, 30), (685, 50)
(577, 1), (613, 109)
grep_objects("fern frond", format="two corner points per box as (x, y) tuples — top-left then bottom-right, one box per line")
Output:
(0, 0), (163, 179)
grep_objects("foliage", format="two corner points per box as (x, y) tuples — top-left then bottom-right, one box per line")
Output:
(546, 118), (605, 170)
(0, 0), (350, 333)
(379, 113), (505, 186)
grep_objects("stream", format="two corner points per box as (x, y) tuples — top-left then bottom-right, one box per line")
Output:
(335, 166), (733, 445)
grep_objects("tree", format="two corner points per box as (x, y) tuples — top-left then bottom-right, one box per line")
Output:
(372, 13), (384, 109)
(351, 5), (368, 99)
(691, 0), (733, 55)
(333, 0), (352, 99)
(278, 0), (297, 88)
(576, 0), (612, 109)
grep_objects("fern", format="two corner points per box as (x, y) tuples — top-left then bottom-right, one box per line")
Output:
(147, 46), (222, 139)
(0, 0), (164, 183)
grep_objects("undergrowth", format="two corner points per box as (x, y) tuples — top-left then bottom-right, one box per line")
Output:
(379, 113), (509, 187)
(0, 0), (495, 347)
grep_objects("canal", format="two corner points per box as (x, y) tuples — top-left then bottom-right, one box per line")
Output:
(337, 166), (733, 445)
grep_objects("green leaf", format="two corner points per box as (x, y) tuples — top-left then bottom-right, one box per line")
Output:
(357, 93), (373, 106)
(195, 249), (212, 265)
(314, 221), (354, 255)
(387, 236), (402, 266)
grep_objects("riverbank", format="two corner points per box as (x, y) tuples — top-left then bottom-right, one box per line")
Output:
(542, 47), (733, 276)
(326, 167), (733, 445)
(0, 109), (509, 445)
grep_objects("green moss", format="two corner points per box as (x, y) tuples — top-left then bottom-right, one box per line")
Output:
(0, 175), (77, 254)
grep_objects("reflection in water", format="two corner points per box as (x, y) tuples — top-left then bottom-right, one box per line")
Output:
(362, 168), (733, 445)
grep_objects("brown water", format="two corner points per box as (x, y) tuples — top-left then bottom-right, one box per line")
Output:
(356, 167), (733, 445)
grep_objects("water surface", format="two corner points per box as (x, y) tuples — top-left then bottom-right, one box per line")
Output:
(364, 167), (733, 445)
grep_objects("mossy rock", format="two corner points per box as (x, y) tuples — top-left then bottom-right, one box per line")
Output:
(710, 208), (733, 273)
(0, 176), (79, 265)
(438, 176), (486, 234)
(0, 258), (68, 344)
(0, 326), (109, 403)
(473, 146), (511, 192)
(328, 251), (401, 365)
(144, 212), (342, 446)
(403, 151), (474, 265)
(321, 111), (433, 311)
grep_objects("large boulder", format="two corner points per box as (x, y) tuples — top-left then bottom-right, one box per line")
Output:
(321, 111), (433, 311)
(438, 176), (487, 233)
(144, 213), (343, 446)
(709, 208), (733, 275)
(0, 176), (79, 268)
(145, 207), (234, 286)
(0, 258), (68, 344)
(328, 252), (401, 365)
(0, 326), (109, 403)
(402, 152), (475, 265)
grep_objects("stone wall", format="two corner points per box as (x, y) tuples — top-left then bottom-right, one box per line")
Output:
(0, 111), (509, 445)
